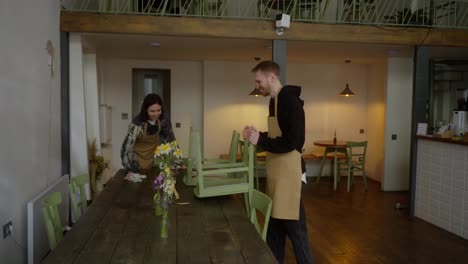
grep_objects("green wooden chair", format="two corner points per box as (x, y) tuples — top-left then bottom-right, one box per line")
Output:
(253, 147), (266, 190)
(239, 140), (265, 190)
(338, 141), (368, 192)
(42, 192), (64, 250)
(69, 174), (89, 222)
(183, 129), (242, 186)
(249, 189), (272, 241)
(183, 127), (198, 186)
(193, 131), (255, 213)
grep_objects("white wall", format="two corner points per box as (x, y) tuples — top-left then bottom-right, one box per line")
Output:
(0, 1), (61, 263)
(366, 63), (387, 182)
(288, 63), (369, 152)
(100, 58), (203, 174)
(383, 57), (414, 191)
(203, 61), (269, 158)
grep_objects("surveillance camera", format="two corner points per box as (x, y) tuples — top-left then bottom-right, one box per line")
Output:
(275, 13), (290, 35)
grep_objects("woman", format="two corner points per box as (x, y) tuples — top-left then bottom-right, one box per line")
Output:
(121, 93), (176, 177)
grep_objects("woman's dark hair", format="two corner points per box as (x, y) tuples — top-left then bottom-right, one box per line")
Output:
(139, 93), (164, 122)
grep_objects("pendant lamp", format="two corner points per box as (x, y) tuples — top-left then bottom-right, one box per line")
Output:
(339, 83), (355, 97)
(249, 88), (262, 96)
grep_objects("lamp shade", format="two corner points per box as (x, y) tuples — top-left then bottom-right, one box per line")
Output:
(339, 83), (355, 97)
(249, 88), (262, 96)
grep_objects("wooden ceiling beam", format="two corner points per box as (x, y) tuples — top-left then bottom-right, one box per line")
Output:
(61, 11), (468, 47)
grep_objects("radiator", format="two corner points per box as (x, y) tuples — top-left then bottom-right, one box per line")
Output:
(27, 175), (70, 264)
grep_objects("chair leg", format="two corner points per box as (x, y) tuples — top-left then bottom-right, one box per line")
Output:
(255, 167), (260, 190)
(243, 192), (250, 217)
(333, 149), (338, 191)
(362, 168), (368, 191)
(347, 167), (352, 192)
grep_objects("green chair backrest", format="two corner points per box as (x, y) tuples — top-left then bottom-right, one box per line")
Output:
(69, 174), (89, 222)
(250, 189), (272, 241)
(193, 130), (254, 205)
(42, 192), (63, 250)
(183, 127), (198, 186)
(227, 131), (240, 163)
(346, 141), (368, 165)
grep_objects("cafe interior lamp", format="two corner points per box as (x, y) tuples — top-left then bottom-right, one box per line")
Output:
(339, 83), (355, 97)
(249, 88), (262, 96)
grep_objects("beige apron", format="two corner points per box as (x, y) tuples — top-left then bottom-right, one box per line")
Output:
(134, 122), (160, 171)
(266, 97), (302, 220)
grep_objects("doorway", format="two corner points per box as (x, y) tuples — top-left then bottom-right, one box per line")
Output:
(132, 69), (171, 118)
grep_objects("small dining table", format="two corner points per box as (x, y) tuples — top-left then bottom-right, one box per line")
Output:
(313, 140), (348, 190)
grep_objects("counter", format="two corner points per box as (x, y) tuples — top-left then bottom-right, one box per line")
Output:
(415, 136), (468, 239)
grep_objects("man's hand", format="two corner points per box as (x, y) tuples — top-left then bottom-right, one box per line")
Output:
(242, 126), (252, 139)
(248, 127), (260, 145)
(242, 126), (259, 145)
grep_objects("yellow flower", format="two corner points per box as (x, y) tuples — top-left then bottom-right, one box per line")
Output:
(165, 167), (171, 174)
(174, 149), (182, 158)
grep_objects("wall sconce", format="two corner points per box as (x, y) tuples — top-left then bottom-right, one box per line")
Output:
(249, 88), (262, 96)
(339, 83), (355, 97)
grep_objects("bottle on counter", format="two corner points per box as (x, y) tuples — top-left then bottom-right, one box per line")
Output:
(333, 129), (337, 144)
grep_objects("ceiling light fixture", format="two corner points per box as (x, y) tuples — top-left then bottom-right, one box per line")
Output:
(339, 83), (355, 97)
(340, 59), (355, 97)
(249, 88), (262, 96)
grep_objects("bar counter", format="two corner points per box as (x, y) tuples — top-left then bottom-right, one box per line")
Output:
(415, 136), (468, 239)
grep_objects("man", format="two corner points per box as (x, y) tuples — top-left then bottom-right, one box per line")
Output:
(243, 61), (313, 264)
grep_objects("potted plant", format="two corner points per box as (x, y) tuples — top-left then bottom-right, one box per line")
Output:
(88, 139), (110, 197)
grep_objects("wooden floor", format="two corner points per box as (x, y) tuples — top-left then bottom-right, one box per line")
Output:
(258, 177), (468, 264)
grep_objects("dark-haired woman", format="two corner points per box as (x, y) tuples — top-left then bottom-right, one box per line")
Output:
(120, 93), (176, 177)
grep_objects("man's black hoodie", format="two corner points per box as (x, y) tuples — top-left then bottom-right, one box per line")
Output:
(257, 85), (306, 173)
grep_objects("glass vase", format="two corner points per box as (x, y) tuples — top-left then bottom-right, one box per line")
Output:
(154, 195), (162, 216)
(160, 208), (168, 238)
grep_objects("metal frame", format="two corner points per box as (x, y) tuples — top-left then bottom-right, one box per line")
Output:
(61, 0), (468, 29)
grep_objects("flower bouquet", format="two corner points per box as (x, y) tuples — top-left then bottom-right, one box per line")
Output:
(153, 141), (183, 238)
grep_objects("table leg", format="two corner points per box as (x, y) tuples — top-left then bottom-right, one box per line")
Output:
(317, 147), (329, 183)
(333, 148), (338, 191)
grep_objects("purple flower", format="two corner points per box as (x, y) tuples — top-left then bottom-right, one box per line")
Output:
(153, 173), (166, 191)
(157, 174), (164, 181)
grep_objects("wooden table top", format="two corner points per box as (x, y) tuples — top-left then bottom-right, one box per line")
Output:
(313, 140), (347, 148)
(42, 170), (276, 264)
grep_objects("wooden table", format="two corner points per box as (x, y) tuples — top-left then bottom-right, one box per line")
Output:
(42, 170), (276, 264)
(314, 140), (348, 190)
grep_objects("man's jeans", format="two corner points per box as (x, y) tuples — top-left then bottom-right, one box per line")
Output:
(266, 185), (313, 264)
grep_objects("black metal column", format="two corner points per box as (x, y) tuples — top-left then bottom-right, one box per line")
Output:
(272, 40), (287, 84)
(409, 46), (430, 216)
(60, 32), (70, 176)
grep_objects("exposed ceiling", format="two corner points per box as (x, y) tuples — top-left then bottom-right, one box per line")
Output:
(82, 33), (414, 64)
